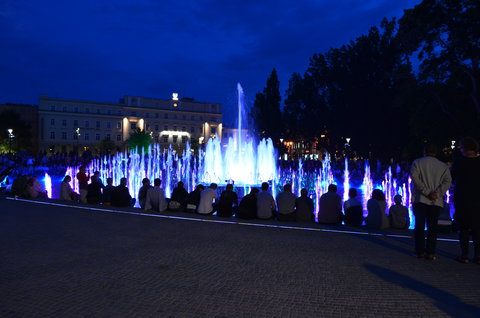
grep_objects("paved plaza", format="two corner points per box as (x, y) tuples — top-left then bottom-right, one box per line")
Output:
(1, 197), (479, 317)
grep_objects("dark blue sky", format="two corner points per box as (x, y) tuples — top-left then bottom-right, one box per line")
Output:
(1, 0), (421, 125)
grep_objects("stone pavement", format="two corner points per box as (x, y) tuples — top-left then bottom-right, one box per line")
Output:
(1, 197), (479, 317)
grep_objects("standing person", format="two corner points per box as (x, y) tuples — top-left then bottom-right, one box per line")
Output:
(144, 178), (168, 212)
(411, 143), (452, 260)
(76, 166), (89, 204)
(295, 188), (314, 222)
(256, 182), (276, 220)
(197, 183), (218, 215)
(451, 137), (480, 264)
(318, 184), (343, 224)
(276, 184), (297, 221)
(217, 184), (238, 217)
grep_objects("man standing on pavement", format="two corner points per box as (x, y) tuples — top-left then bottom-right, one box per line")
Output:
(411, 143), (452, 260)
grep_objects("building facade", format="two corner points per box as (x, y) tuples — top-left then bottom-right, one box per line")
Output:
(38, 94), (222, 153)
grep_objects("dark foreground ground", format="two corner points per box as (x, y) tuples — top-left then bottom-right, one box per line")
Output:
(1, 198), (479, 317)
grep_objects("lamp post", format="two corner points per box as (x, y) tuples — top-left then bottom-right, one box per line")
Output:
(76, 128), (81, 154)
(7, 128), (14, 153)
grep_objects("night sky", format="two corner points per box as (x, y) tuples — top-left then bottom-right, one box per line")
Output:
(1, 0), (421, 125)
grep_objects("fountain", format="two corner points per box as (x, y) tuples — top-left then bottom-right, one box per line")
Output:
(34, 84), (427, 229)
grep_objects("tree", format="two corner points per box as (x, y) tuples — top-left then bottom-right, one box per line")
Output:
(250, 69), (283, 141)
(398, 0), (480, 136)
(127, 129), (151, 153)
(96, 138), (117, 154)
(0, 110), (33, 153)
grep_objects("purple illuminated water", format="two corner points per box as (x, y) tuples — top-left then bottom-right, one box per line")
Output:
(39, 84), (421, 228)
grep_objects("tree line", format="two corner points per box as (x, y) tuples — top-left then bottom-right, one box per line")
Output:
(250, 0), (480, 161)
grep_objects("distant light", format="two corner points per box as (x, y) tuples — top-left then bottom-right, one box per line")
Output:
(159, 130), (190, 137)
(172, 93), (179, 101)
(173, 103), (178, 107)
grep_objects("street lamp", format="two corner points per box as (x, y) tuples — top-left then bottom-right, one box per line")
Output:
(7, 128), (14, 153)
(76, 128), (81, 154)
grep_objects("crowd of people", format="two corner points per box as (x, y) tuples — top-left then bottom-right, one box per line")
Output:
(3, 137), (479, 265)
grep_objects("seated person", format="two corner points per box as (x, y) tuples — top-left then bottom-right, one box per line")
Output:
(366, 189), (389, 229)
(185, 184), (204, 213)
(318, 184), (343, 224)
(389, 194), (410, 229)
(144, 178), (167, 212)
(276, 183), (297, 221)
(11, 174), (28, 198)
(217, 184), (239, 217)
(86, 175), (103, 204)
(256, 182), (276, 220)
(344, 188), (363, 226)
(138, 178), (152, 210)
(170, 181), (189, 211)
(237, 187), (259, 220)
(295, 188), (314, 222)
(111, 177), (135, 207)
(102, 178), (115, 206)
(197, 183), (218, 215)
(26, 176), (48, 199)
(60, 175), (78, 201)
